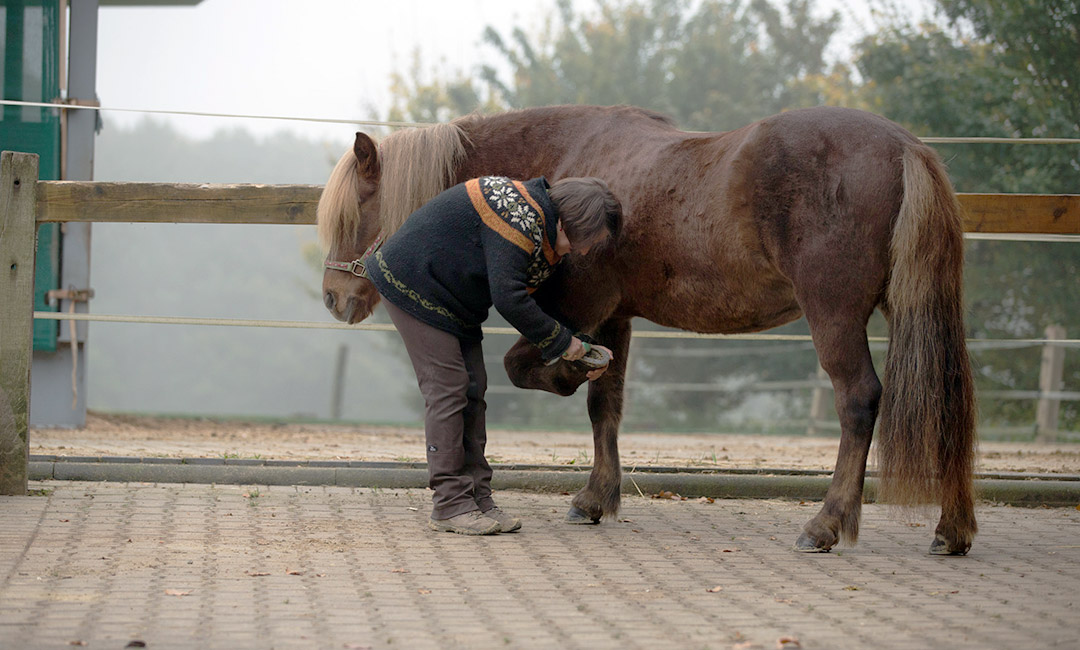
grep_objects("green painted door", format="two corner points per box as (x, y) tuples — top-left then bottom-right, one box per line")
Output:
(1, 0), (61, 352)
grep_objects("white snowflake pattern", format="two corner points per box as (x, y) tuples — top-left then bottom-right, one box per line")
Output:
(479, 176), (553, 287)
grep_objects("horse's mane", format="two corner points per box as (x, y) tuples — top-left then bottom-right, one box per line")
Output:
(317, 119), (469, 252)
(317, 104), (675, 252)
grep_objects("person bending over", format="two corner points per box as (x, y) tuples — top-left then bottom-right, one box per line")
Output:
(366, 175), (622, 535)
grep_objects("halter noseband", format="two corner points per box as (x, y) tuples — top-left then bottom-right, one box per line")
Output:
(325, 233), (384, 280)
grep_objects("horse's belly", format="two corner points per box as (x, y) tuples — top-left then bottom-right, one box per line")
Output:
(629, 269), (802, 334)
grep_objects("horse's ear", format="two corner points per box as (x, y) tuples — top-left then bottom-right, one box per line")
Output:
(353, 131), (380, 182)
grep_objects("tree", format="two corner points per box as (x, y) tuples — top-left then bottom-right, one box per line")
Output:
(855, 1), (1080, 431)
(479, 0), (843, 130)
(386, 49), (503, 124)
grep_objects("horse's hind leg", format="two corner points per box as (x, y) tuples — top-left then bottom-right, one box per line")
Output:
(567, 318), (632, 524)
(794, 311), (882, 552)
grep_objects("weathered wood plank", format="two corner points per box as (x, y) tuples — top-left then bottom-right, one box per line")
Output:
(959, 193), (1079, 234)
(0, 152), (39, 495)
(33, 181), (1080, 234)
(36, 182), (324, 225)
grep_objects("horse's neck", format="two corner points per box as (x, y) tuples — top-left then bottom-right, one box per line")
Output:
(454, 120), (573, 181)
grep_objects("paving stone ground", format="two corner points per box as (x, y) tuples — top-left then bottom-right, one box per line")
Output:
(1, 481), (1078, 650)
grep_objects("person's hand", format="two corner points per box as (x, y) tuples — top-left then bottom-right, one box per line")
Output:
(561, 337), (588, 362)
(585, 345), (613, 381)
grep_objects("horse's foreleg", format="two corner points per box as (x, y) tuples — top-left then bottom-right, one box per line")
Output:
(794, 319), (882, 552)
(567, 318), (632, 524)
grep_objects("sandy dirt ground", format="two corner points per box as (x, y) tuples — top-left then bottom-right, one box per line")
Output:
(29, 412), (1080, 475)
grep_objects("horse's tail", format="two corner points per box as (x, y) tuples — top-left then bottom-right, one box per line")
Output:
(877, 144), (977, 539)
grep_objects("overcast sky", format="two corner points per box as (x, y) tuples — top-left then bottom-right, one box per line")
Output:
(95, 0), (934, 144)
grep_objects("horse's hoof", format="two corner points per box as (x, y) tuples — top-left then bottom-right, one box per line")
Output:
(929, 534), (969, 556)
(565, 506), (601, 525)
(793, 532), (832, 553)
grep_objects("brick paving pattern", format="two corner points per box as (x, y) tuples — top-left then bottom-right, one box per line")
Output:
(1, 481), (1078, 649)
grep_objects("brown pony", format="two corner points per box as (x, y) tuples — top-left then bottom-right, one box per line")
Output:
(318, 105), (977, 555)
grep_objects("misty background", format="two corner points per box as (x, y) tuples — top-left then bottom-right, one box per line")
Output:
(85, 0), (1079, 435)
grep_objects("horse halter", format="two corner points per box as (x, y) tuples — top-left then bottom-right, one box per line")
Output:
(324, 233), (384, 280)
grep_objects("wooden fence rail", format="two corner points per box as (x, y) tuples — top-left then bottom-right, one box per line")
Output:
(32, 179), (1080, 233)
(2, 150), (1079, 493)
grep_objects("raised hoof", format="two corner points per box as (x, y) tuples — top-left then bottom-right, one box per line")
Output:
(929, 534), (969, 556)
(565, 505), (601, 525)
(793, 532), (833, 553)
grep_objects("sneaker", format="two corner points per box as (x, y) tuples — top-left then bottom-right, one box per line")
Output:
(483, 506), (522, 533)
(428, 510), (500, 535)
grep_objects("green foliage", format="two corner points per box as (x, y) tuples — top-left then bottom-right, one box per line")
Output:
(855, 2), (1079, 430)
(383, 0), (846, 130)
(386, 49), (503, 124)
(939, 0), (1080, 130)
(477, 0), (842, 130)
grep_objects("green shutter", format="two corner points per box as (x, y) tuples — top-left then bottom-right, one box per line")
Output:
(1, 0), (62, 351)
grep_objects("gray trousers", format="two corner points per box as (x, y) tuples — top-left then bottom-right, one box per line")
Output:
(383, 301), (494, 519)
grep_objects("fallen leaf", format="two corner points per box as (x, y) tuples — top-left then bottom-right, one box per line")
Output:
(776, 637), (801, 649)
(843, 585), (859, 591)
(417, 588), (431, 595)
(164, 589), (191, 596)
(706, 585), (724, 593)
(769, 536), (778, 541)
(697, 496), (715, 504)
(316, 573), (327, 578)
(246, 571), (271, 577)
(286, 570), (303, 576)
(721, 548), (739, 553)
(775, 598), (793, 604)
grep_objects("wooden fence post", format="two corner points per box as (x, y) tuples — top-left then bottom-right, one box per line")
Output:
(0, 152), (39, 495)
(1036, 325), (1067, 443)
(806, 363), (831, 436)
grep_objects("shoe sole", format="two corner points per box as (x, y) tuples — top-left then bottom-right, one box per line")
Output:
(428, 519), (500, 535)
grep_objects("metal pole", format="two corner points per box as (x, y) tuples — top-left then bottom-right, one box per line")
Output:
(32, 0), (96, 427)
(331, 344), (348, 420)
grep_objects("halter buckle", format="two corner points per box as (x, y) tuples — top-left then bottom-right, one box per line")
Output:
(325, 258), (367, 278)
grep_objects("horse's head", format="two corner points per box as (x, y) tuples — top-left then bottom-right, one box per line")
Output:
(318, 132), (383, 323)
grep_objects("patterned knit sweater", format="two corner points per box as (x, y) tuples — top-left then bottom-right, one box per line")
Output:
(368, 176), (574, 361)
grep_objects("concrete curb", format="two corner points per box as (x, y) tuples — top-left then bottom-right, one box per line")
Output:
(28, 459), (1080, 507)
